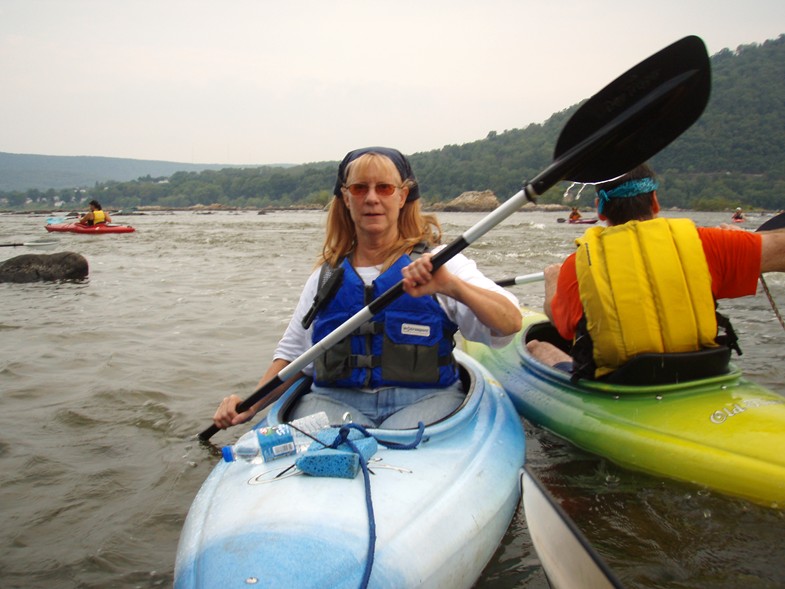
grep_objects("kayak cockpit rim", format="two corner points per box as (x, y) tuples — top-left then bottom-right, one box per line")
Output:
(519, 321), (744, 395)
(269, 357), (478, 433)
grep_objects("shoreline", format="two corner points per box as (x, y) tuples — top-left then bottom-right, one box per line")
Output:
(2, 204), (777, 216)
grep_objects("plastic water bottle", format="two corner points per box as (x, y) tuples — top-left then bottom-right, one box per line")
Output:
(289, 411), (331, 453)
(222, 411), (330, 463)
(224, 429), (264, 463)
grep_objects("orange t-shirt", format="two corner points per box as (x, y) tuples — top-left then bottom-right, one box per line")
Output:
(550, 226), (763, 340)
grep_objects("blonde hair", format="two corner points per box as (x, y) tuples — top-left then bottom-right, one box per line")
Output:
(319, 153), (442, 270)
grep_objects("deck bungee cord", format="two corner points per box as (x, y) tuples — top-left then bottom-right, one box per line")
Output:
(284, 422), (427, 589)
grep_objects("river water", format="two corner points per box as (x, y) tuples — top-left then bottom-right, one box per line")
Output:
(1, 209), (783, 589)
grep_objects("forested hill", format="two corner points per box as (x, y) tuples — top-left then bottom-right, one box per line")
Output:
(0, 153), (254, 192)
(416, 35), (785, 210)
(650, 35), (785, 209)
(3, 35), (784, 212)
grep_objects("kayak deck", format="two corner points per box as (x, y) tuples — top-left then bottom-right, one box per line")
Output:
(45, 222), (135, 234)
(175, 350), (526, 588)
(464, 309), (785, 508)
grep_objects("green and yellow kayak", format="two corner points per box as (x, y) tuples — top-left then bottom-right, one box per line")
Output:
(464, 308), (785, 508)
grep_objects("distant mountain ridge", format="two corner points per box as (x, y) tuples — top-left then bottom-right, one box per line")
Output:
(0, 152), (249, 192)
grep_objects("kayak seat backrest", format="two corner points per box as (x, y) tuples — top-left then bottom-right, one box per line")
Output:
(603, 347), (731, 385)
(524, 321), (732, 386)
(524, 322), (572, 354)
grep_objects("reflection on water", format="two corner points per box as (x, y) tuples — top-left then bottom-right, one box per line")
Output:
(1, 210), (783, 588)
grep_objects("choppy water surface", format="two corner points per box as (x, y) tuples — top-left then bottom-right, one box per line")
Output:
(1, 209), (783, 588)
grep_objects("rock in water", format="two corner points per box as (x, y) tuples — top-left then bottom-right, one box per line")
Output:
(0, 252), (89, 283)
(430, 190), (500, 212)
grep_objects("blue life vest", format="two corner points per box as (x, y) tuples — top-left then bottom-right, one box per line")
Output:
(311, 255), (459, 389)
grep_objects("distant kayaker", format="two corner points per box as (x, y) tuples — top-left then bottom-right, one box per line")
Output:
(213, 147), (522, 429)
(732, 207), (745, 222)
(527, 162), (785, 380)
(568, 207), (582, 221)
(78, 200), (112, 226)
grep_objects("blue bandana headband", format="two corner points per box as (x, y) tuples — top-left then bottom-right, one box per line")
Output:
(596, 177), (659, 215)
(333, 147), (420, 202)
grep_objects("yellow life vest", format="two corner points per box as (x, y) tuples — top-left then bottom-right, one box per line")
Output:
(575, 218), (718, 379)
(93, 210), (106, 224)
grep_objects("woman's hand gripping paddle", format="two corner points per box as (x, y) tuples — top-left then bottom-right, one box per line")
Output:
(198, 35), (712, 441)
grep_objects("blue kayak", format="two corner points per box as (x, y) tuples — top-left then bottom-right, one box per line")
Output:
(175, 349), (526, 588)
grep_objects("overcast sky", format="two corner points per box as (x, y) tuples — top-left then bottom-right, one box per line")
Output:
(1, 0), (782, 166)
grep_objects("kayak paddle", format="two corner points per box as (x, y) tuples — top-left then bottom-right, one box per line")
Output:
(495, 272), (545, 288)
(522, 465), (625, 589)
(0, 240), (59, 248)
(756, 211), (785, 233)
(198, 35), (711, 441)
(756, 211), (785, 331)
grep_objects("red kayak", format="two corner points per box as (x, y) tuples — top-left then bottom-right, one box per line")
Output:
(45, 222), (136, 234)
(558, 217), (599, 224)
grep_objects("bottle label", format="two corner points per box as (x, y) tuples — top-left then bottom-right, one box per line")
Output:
(256, 424), (296, 462)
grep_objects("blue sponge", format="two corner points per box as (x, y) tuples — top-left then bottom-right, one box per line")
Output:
(296, 448), (360, 478)
(295, 428), (378, 478)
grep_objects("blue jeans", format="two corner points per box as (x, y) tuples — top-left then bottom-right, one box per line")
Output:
(288, 381), (465, 429)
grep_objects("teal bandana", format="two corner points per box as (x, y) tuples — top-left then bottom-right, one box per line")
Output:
(597, 178), (659, 215)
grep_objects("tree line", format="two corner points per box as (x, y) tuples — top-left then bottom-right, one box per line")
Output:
(3, 35), (784, 213)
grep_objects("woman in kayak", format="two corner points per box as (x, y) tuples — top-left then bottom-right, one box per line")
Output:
(78, 200), (112, 226)
(528, 162), (785, 380)
(213, 147), (521, 429)
(568, 207), (582, 221)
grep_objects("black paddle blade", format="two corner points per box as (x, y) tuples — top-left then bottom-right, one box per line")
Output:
(552, 35), (711, 185)
(757, 212), (785, 232)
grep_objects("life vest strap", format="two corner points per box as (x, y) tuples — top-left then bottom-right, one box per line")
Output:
(355, 322), (383, 336)
(347, 352), (456, 370)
